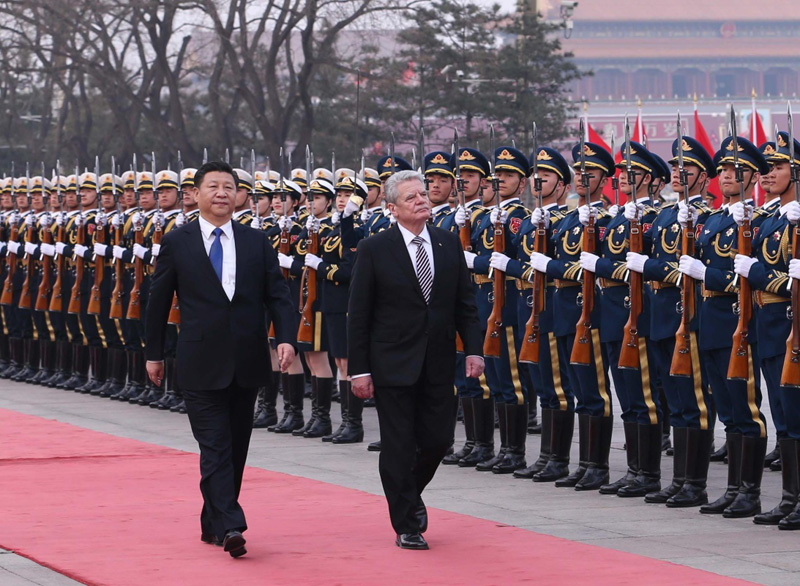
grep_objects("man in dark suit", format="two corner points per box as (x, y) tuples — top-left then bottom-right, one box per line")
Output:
(146, 161), (296, 558)
(348, 170), (484, 550)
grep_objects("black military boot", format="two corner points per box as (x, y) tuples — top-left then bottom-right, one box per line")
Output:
(13, 338), (38, 382)
(576, 415), (613, 491)
(29, 340), (53, 385)
(304, 377), (333, 438)
(724, 435), (767, 518)
(293, 376), (317, 436)
(647, 427), (687, 503)
(45, 340), (71, 387)
(528, 401), (541, 434)
(619, 423), (662, 498)
(493, 403), (528, 474)
(700, 432), (742, 514)
(755, 439), (799, 525)
(253, 372), (279, 428)
(1, 337), (22, 379)
(764, 441), (781, 468)
(61, 344), (89, 390)
(666, 427), (712, 508)
(516, 408), (553, 478)
(119, 351), (145, 401)
(74, 346), (99, 392)
(556, 412), (590, 488)
(269, 373), (291, 432)
(111, 351), (136, 400)
(333, 382), (364, 444)
(459, 397), (495, 467)
(476, 402), (507, 471)
(534, 409), (574, 482)
(151, 358), (177, 409)
(709, 442), (728, 463)
(778, 440), (800, 530)
(444, 397), (476, 465)
(324, 380), (349, 442)
(0, 333), (9, 372)
(600, 421), (638, 495)
(273, 374), (305, 433)
(100, 349), (127, 398)
(85, 347), (110, 395)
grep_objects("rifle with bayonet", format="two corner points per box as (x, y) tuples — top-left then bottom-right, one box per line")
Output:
(67, 163), (85, 315)
(109, 162), (127, 320)
(571, 118), (596, 366)
(88, 156), (104, 315)
(520, 122), (546, 364)
(18, 163), (35, 310)
(298, 146), (318, 344)
(670, 113), (697, 377)
(483, 125), (505, 358)
(167, 152), (184, 325)
(49, 163), (67, 313)
(278, 147), (291, 280)
(782, 102), (800, 387)
(36, 163), (54, 312)
(0, 161), (18, 306)
(453, 129), (471, 251)
(126, 156), (145, 321)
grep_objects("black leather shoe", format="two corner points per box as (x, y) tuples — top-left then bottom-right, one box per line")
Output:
(367, 440), (381, 452)
(415, 498), (428, 534)
(201, 533), (222, 546)
(395, 533), (428, 550)
(222, 531), (247, 558)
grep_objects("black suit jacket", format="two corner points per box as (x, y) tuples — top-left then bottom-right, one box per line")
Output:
(347, 224), (481, 388)
(146, 219), (295, 391)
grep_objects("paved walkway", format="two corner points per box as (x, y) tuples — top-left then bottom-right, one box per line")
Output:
(0, 380), (797, 585)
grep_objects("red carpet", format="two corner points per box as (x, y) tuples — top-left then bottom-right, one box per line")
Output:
(0, 408), (755, 586)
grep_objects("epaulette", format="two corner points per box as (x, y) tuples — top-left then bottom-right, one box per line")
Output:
(505, 201), (528, 212)
(693, 200), (713, 214)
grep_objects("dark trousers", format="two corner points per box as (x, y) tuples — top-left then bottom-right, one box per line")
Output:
(182, 384), (258, 540)
(374, 377), (456, 535)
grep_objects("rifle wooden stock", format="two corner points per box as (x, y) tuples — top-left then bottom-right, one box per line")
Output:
(670, 220), (696, 377)
(18, 223), (36, 310)
(297, 230), (319, 344)
(67, 221), (84, 315)
(35, 223), (53, 312)
(781, 224), (800, 387)
(87, 222), (105, 315)
(49, 224), (66, 312)
(456, 216), (471, 353)
(109, 224), (125, 319)
(729, 217), (754, 380)
(1, 223), (20, 306)
(483, 222), (505, 357)
(570, 215), (595, 365)
(126, 228), (144, 320)
(167, 294), (181, 324)
(279, 224), (291, 280)
(618, 213), (643, 369)
(519, 221), (547, 364)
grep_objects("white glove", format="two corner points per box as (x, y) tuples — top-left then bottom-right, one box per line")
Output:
(24, 213), (35, 227)
(175, 212), (186, 228)
(152, 211), (164, 228)
(626, 251), (648, 274)
(151, 243), (161, 258)
(489, 252), (511, 273)
(40, 213), (52, 228)
(734, 254), (757, 278)
(74, 212), (84, 227)
(96, 212), (107, 228)
(531, 207), (550, 229)
(677, 202), (698, 229)
(463, 250), (477, 269)
(131, 212), (142, 227)
(529, 251), (551, 273)
(112, 245), (126, 260)
(331, 211), (341, 226)
(8, 212), (19, 226)
(55, 213), (65, 227)
(93, 243), (108, 257)
(305, 253), (323, 270)
(790, 259), (800, 281)
(7, 241), (20, 255)
(133, 243), (148, 260)
(343, 198), (361, 218)
(73, 244), (88, 258)
(360, 208), (373, 223)
(40, 243), (55, 257)
(111, 213), (123, 229)
(580, 251), (599, 273)
(607, 204), (621, 218)
(23, 242), (37, 255)
(55, 242), (67, 256)
(786, 201), (800, 224)
(250, 216), (261, 230)
(277, 216), (292, 232)
(490, 206), (508, 226)
(305, 216), (320, 233)
(624, 201), (643, 221)
(454, 206), (467, 228)
(678, 255), (706, 282)
(578, 205), (597, 227)
(277, 252), (293, 270)
(730, 201), (753, 226)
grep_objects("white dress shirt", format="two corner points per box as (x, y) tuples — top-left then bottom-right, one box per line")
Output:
(198, 215), (237, 301)
(397, 222), (435, 282)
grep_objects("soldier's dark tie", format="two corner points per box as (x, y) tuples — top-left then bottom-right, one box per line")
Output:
(412, 236), (432, 303)
(210, 227), (223, 282)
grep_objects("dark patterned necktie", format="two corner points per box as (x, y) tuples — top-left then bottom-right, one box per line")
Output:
(412, 236), (432, 303)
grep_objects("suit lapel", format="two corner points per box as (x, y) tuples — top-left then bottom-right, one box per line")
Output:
(232, 221), (247, 301)
(389, 226), (425, 302)
(192, 220), (230, 302)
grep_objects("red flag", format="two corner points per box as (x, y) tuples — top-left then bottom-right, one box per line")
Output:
(694, 107), (721, 208)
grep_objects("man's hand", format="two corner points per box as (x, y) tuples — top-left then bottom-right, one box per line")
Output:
(352, 375), (374, 399)
(146, 360), (164, 387)
(465, 356), (485, 379)
(276, 343), (295, 373)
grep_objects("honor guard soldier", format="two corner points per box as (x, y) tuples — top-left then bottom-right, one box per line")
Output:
(180, 168), (199, 221)
(737, 131), (800, 528)
(0, 178), (15, 372)
(424, 152), (455, 227)
(628, 135), (715, 508)
(529, 141), (614, 490)
(291, 168), (309, 222)
(232, 169), (255, 226)
(585, 141), (663, 497)
(466, 146), (531, 474)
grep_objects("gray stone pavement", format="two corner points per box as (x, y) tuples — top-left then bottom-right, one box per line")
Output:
(1, 379), (798, 586)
